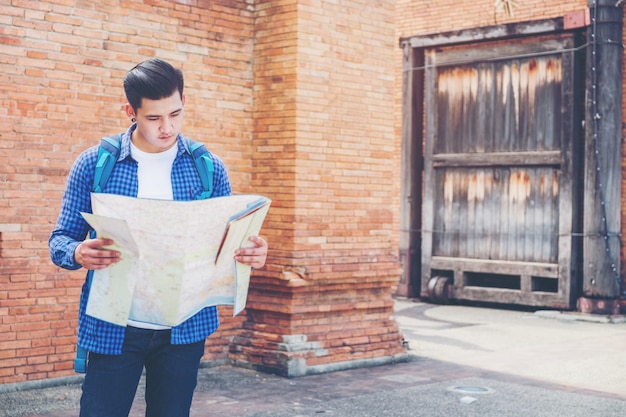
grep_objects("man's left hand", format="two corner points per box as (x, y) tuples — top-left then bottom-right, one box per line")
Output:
(234, 236), (268, 269)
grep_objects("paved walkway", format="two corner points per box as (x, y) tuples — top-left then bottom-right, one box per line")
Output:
(1, 298), (625, 417)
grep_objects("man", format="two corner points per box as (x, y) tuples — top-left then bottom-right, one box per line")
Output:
(49, 58), (267, 417)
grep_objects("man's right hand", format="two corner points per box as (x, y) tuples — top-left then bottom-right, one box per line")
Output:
(74, 238), (121, 270)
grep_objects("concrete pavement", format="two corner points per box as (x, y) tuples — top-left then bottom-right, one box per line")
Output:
(394, 298), (626, 397)
(1, 298), (625, 416)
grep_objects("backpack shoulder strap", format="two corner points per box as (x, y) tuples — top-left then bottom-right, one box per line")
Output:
(74, 342), (89, 373)
(184, 137), (214, 200)
(75, 134), (122, 374)
(93, 134), (123, 193)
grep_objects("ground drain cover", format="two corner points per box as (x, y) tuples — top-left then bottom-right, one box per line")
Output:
(448, 385), (493, 394)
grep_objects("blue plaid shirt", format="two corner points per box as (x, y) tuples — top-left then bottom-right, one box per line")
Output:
(49, 125), (231, 355)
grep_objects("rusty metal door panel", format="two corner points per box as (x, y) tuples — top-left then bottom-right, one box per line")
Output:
(432, 167), (559, 263)
(435, 58), (563, 155)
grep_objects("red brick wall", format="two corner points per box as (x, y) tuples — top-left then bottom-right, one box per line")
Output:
(396, 0), (588, 37)
(231, 0), (405, 376)
(0, 0), (255, 385)
(1, 0), (406, 385)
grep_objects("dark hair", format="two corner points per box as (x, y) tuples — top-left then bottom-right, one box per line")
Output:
(123, 58), (184, 110)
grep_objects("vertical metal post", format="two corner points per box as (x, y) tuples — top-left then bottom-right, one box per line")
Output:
(581, 0), (624, 313)
(398, 41), (424, 298)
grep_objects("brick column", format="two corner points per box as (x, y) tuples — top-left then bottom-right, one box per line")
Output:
(230, 0), (408, 376)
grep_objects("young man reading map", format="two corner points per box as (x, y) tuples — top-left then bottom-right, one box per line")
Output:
(49, 58), (268, 417)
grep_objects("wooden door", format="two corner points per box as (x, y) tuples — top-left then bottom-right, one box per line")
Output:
(421, 35), (581, 308)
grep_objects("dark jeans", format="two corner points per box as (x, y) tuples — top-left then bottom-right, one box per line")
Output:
(79, 326), (205, 417)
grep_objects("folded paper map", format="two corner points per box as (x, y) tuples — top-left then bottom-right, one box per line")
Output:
(81, 193), (271, 327)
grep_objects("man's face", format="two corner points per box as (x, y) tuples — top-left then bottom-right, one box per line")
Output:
(129, 92), (185, 153)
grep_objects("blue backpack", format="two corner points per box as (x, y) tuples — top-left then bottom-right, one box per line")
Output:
(74, 134), (215, 373)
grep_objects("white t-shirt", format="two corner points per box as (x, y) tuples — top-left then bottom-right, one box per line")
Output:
(132, 141), (176, 201)
(127, 141), (177, 330)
